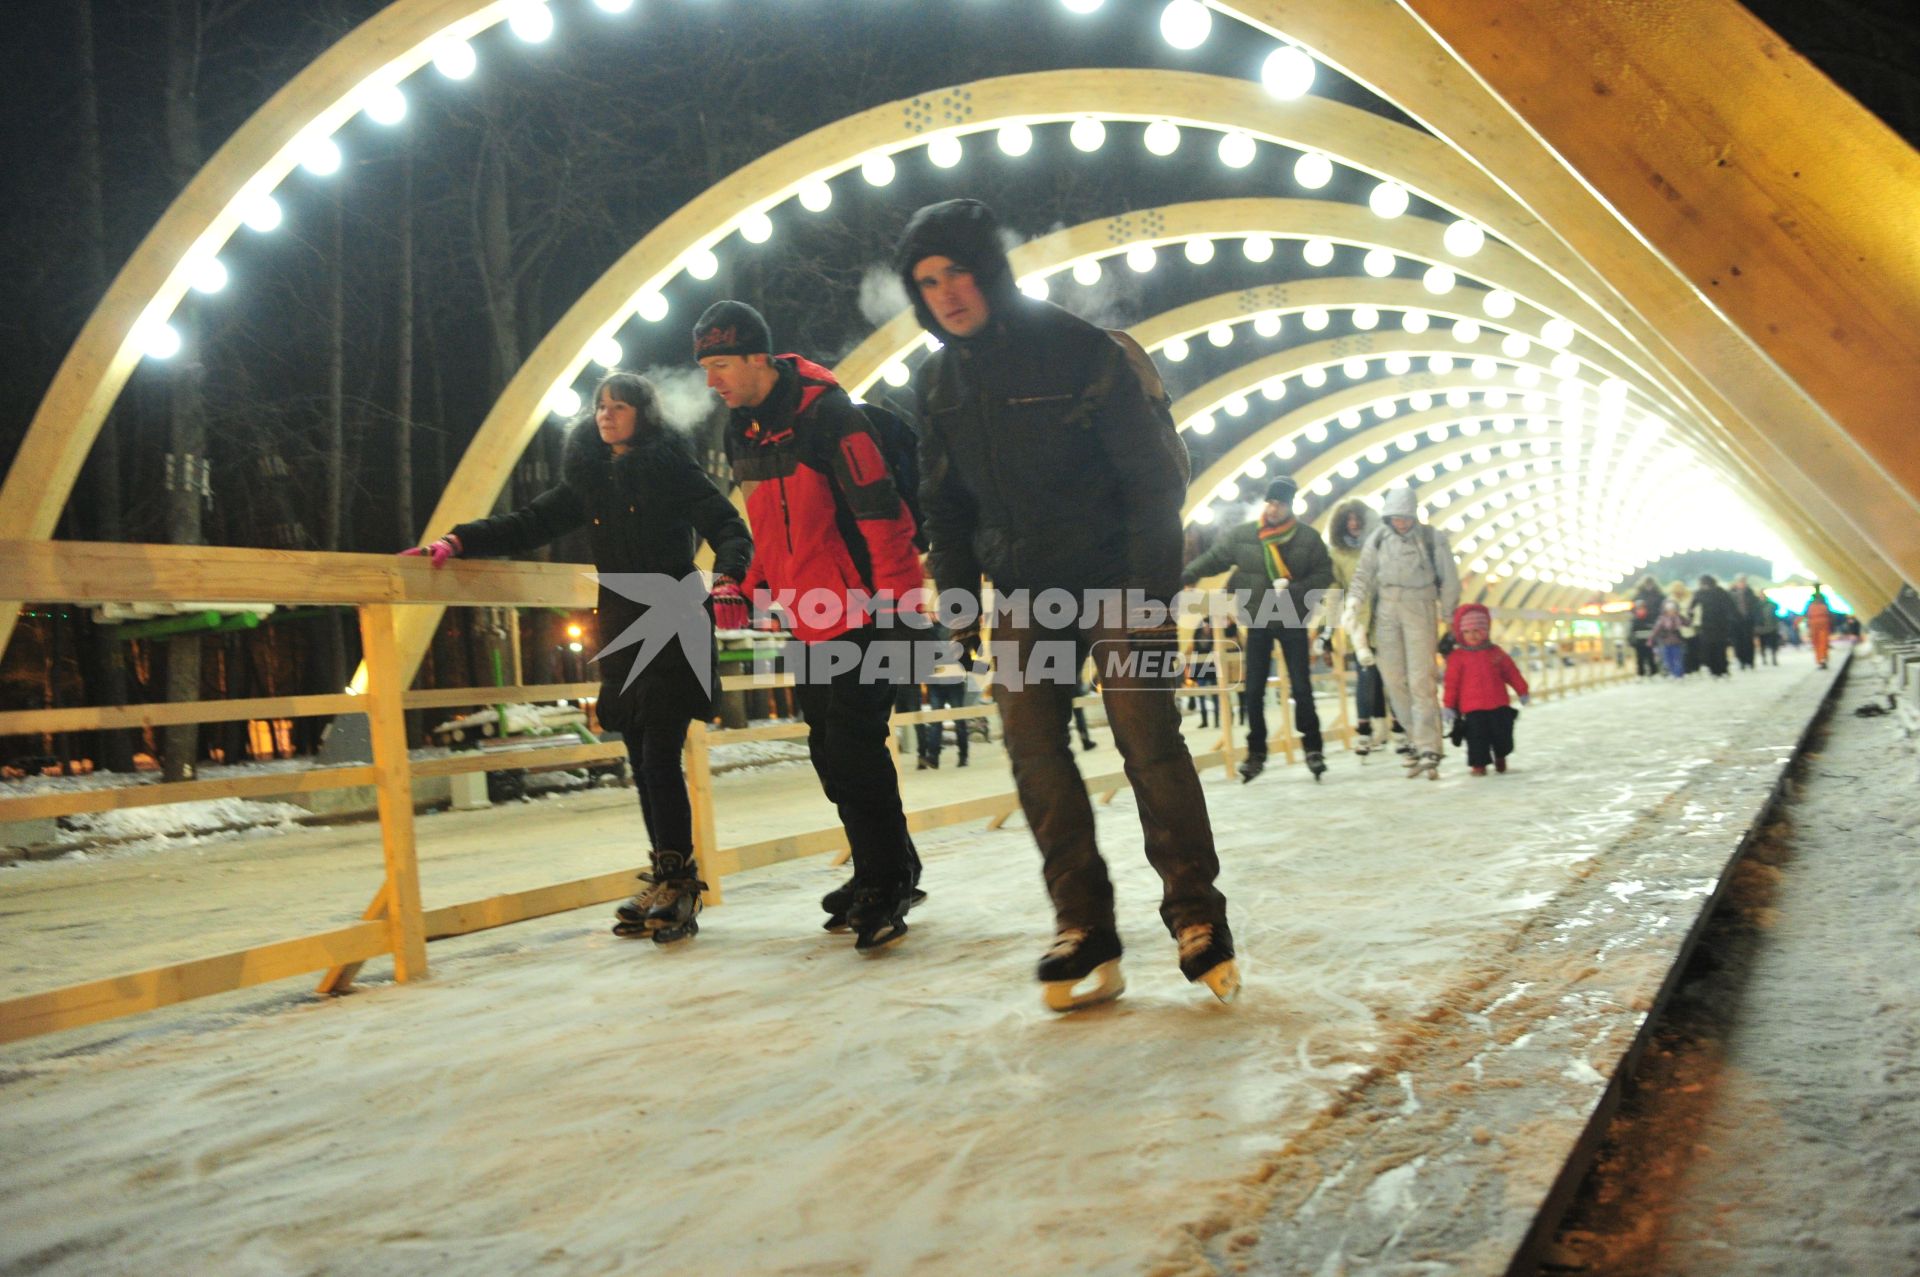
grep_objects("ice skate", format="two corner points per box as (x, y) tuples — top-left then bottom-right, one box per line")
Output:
(1404, 750), (1441, 781)
(613, 862), (674, 934)
(1038, 926), (1125, 1012)
(1237, 754), (1266, 784)
(618, 850), (703, 943)
(1391, 728), (1413, 760)
(1305, 750), (1326, 781)
(1353, 724), (1373, 759)
(823, 876), (926, 933)
(1176, 921), (1239, 1004)
(847, 881), (916, 952)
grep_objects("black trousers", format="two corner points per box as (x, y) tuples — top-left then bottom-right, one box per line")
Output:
(1732, 628), (1756, 669)
(993, 619), (1225, 936)
(1461, 706), (1517, 767)
(624, 712), (695, 854)
(925, 679), (968, 762)
(1243, 623), (1322, 756)
(1699, 635), (1731, 677)
(1631, 639), (1657, 676)
(793, 627), (915, 889)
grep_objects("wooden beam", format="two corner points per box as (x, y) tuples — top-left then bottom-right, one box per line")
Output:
(0, 765), (376, 823)
(0, 921), (390, 1046)
(0, 692), (364, 736)
(358, 604), (428, 983)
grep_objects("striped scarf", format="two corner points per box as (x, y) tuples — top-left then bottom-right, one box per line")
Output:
(1257, 517), (1298, 583)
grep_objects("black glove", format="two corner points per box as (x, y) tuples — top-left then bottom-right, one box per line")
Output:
(1437, 633), (1456, 656)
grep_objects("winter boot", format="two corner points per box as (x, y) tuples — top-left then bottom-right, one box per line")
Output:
(614, 857), (673, 932)
(1237, 754), (1266, 784)
(617, 850), (705, 943)
(1405, 750), (1442, 781)
(1305, 750), (1327, 781)
(1494, 755), (1508, 774)
(1470, 765), (1488, 777)
(1037, 926), (1126, 1012)
(1176, 920), (1240, 1003)
(1391, 728), (1413, 760)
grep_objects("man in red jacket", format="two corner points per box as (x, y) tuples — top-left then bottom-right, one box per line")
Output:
(1441, 603), (1530, 776)
(696, 301), (927, 950)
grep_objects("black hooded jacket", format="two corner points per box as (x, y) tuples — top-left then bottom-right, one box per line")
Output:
(893, 199), (1191, 611)
(450, 415), (751, 721)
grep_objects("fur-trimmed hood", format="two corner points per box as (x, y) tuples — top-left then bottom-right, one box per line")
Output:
(893, 198), (1023, 340)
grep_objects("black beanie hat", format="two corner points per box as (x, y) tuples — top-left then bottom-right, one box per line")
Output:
(1266, 476), (1299, 505)
(692, 300), (772, 360)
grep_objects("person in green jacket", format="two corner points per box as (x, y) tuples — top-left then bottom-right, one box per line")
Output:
(1181, 476), (1335, 782)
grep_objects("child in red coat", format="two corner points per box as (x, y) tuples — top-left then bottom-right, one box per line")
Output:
(1442, 603), (1530, 776)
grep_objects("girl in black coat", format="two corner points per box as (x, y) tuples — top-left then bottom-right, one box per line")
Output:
(405, 372), (752, 942)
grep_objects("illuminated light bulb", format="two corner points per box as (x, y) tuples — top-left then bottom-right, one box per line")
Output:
(636, 292), (669, 323)
(928, 135), (963, 168)
(1397, 435), (1419, 452)
(997, 123), (1033, 156)
(1449, 389), (1473, 409)
(1374, 402), (1398, 421)
(1126, 244), (1157, 273)
(882, 363), (911, 388)
(1443, 219), (1486, 257)
(1070, 117), (1106, 152)
(509, 2), (554, 42)
(300, 137), (342, 176)
(1599, 377), (1630, 401)
(241, 194), (282, 233)
(1262, 45), (1317, 99)
(1215, 480), (1239, 500)
(1353, 305), (1380, 330)
(1557, 378), (1583, 401)
(1370, 445), (1393, 462)
(1192, 506), (1215, 525)
(1516, 367), (1542, 388)
(188, 257), (228, 295)
(1303, 306), (1330, 331)
(1018, 275), (1050, 301)
(1163, 336), (1190, 362)
(1541, 317), (1577, 348)
(1302, 236), (1335, 267)
(1207, 323), (1234, 348)
(1426, 425), (1448, 442)
(1423, 264), (1457, 294)
(1501, 333), (1530, 359)
(1242, 234), (1274, 263)
(593, 0), (634, 10)
(1062, 0), (1105, 12)
(1362, 248), (1395, 278)
(1305, 423), (1328, 443)
(1482, 289), (1517, 320)
(1337, 460), (1360, 479)
(1368, 180), (1410, 219)
(1302, 366), (1327, 388)
(798, 181), (832, 212)
(365, 85), (407, 126)
(1486, 389), (1511, 409)
(1190, 412), (1217, 435)
(1160, 0), (1212, 50)
(549, 385), (582, 417)
(1072, 258), (1103, 287)
(1275, 439), (1298, 460)
(1401, 310), (1430, 334)
(1342, 356), (1368, 379)
(1428, 354), (1455, 374)
(1385, 353), (1411, 375)
(1253, 312), (1282, 338)
(1293, 151), (1334, 189)
(1260, 377), (1287, 400)
(1550, 352), (1581, 379)
(589, 336), (623, 368)
(1245, 458), (1268, 479)
(1184, 238), (1215, 265)
(740, 210), (774, 244)
(1452, 318), (1482, 344)
(142, 321), (182, 360)
(1225, 394), (1249, 417)
(1144, 120), (1182, 156)
(1311, 477), (1334, 496)
(685, 248), (719, 281)
(1493, 413), (1515, 431)
(861, 153), (896, 186)
(433, 39), (477, 80)
(1218, 130), (1257, 168)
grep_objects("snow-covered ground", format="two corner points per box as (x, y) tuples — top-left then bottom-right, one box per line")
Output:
(0, 654), (1853, 1276)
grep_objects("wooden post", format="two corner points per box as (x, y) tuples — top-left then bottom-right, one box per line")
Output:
(1330, 629), (1355, 752)
(357, 603), (428, 982)
(685, 719), (723, 906)
(1270, 636), (1300, 765)
(317, 882), (389, 996)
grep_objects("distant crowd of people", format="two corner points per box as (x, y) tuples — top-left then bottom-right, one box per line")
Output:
(1626, 575), (1854, 678)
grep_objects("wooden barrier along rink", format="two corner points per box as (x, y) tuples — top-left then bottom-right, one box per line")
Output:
(0, 541), (1624, 1044)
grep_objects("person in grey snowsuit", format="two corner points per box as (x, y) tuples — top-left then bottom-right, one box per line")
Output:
(1340, 486), (1460, 775)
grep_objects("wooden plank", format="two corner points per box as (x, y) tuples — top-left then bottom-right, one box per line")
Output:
(685, 721), (722, 906)
(317, 882), (389, 997)
(411, 741), (625, 778)
(401, 682), (598, 711)
(421, 868), (643, 940)
(704, 721), (810, 746)
(358, 604), (428, 983)
(0, 921), (390, 1046)
(0, 765), (377, 823)
(0, 540), (595, 608)
(0, 692), (363, 736)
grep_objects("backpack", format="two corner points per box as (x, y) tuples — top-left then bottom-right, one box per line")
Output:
(859, 400), (927, 551)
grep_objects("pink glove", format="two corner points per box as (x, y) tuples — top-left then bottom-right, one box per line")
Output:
(710, 577), (749, 631)
(399, 534), (461, 568)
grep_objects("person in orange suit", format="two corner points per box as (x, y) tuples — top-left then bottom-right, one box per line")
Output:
(1804, 584), (1833, 669)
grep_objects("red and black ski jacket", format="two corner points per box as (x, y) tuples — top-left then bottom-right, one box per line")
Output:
(726, 355), (923, 642)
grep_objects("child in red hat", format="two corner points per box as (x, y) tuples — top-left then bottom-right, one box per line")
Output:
(1442, 603), (1529, 776)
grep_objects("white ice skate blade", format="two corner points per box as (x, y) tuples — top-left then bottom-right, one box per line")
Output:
(1196, 959), (1241, 1004)
(1042, 959), (1125, 1013)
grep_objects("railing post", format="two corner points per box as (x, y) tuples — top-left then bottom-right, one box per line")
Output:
(357, 603), (428, 982)
(685, 719), (723, 906)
